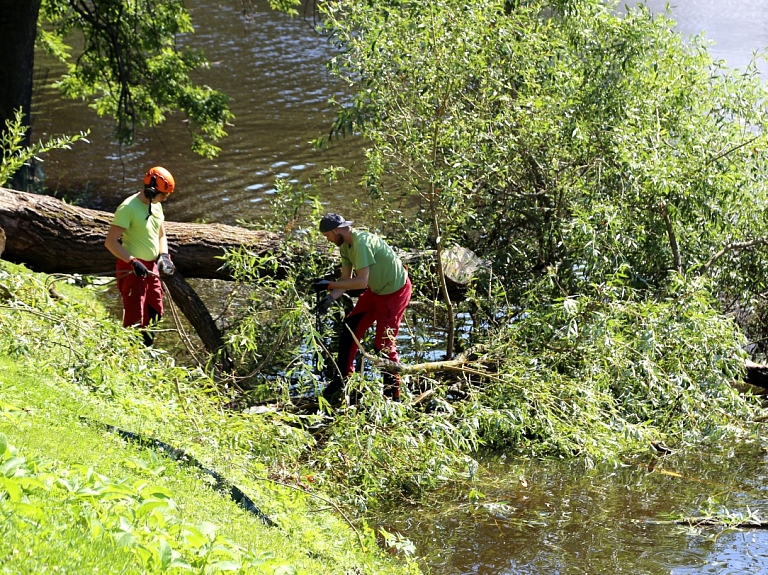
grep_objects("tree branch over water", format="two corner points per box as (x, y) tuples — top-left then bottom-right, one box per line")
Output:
(702, 236), (768, 273)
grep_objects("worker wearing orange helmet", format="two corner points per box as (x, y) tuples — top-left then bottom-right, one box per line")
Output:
(105, 166), (176, 345)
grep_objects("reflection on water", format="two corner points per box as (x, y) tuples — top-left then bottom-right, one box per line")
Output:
(381, 444), (768, 574)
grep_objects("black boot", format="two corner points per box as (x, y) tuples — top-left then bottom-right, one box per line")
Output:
(383, 371), (400, 401)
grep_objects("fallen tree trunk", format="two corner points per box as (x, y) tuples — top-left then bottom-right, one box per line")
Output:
(0, 187), (285, 357)
(0, 188), (476, 358)
(0, 187), (284, 279)
(0, 187), (474, 295)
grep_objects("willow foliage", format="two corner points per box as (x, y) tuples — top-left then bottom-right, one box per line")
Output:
(320, 0), (768, 308)
(36, 0), (238, 157)
(299, 0), (768, 466)
(8, 0), (766, 512)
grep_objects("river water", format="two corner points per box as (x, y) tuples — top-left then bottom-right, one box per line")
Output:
(379, 443), (768, 574)
(29, 1), (768, 573)
(32, 0), (366, 224)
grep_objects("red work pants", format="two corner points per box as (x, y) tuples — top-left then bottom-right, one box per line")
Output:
(336, 276), (412, 399)
(116, 258), (163, 328)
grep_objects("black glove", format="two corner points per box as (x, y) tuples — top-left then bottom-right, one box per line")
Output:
(157, 253), (175, 276)
(131, 258), (149, 278)
(312, 279), (332, 293)
(316, 294), (334, 314)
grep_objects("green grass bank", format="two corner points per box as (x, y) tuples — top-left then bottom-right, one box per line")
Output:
(0, 260), (418, 574)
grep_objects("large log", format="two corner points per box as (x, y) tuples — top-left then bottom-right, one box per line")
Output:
(0, 187), (286, 358)
(0, 188), (477, 357)
(0, 187), (283, 279)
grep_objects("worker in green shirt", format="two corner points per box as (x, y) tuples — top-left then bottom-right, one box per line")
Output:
(314, 213), (412, 402)
(105, 166), (176, 345)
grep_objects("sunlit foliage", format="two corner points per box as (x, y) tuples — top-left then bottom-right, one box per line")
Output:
(320, 0), (768, 316)
(37, 0), (238, 157)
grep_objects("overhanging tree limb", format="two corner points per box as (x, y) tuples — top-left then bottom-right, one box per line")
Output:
(701, 236), (768, 273)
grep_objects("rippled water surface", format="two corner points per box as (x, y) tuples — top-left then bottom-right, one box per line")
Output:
(32, 0), (365, 224)
(380, 445), (768, 574)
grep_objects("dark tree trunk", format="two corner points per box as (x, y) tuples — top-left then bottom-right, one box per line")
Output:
(744, 360), (768, 391)
(162, 272), (230, 364)
(0, 187), (285, 279)
(0, 0), (41, 190)
(0, 187), (284, 358)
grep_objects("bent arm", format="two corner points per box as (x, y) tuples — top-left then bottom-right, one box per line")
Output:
(329, 266), (369, 295)
(105, 224), (133, 263)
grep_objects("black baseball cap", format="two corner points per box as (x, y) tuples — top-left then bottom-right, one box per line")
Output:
(319, 213), (354, 233)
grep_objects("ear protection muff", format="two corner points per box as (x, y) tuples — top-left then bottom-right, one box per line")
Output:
(143, 176), (161, 201)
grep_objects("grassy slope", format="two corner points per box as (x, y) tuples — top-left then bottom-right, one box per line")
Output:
(0, 261), (417, 575)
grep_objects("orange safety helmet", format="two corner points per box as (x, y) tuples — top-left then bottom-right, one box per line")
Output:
(143, 166), (175, 195)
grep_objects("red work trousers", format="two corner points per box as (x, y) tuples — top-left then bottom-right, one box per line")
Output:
(337, 276), (412, 398)
(116, 258), (163, 328)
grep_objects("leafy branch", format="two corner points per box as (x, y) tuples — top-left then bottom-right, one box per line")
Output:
(0, 108), (89, 188)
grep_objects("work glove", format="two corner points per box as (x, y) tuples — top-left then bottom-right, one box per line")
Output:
(316, 294), (335, 314)
(131, 258), (149, 278)
(312, 279), (332, 293)
(157, 253), (175, 276)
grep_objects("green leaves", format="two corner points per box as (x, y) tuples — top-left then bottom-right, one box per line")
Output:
(0, 435), (286, 573)
(39, 0), (233, 157)
(322, 0), (768, 313)
(0, 108), (89, 188)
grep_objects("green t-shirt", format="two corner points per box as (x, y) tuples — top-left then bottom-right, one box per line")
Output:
(112, 193), (164, 261)
(340, 230), (407, 295)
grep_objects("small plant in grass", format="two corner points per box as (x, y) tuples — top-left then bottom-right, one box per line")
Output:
(0, 432), (299, 573)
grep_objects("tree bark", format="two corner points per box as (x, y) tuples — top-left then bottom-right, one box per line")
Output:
(0, 188), (476, 357)
(0, 187), (284, 279)
(744, 360), (768, 391)
(162, 272), (229, 363)
(0, 187), (283, 357)
(0, 0), (41, 189)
